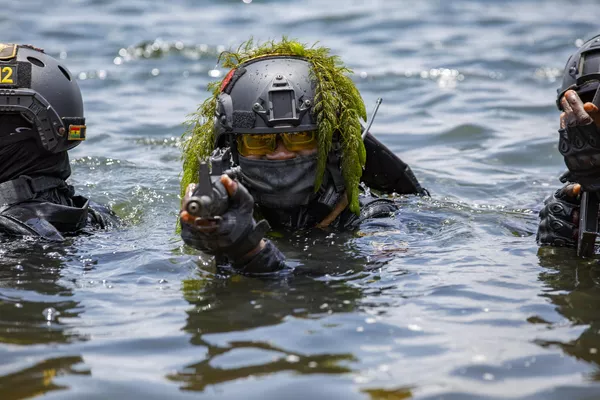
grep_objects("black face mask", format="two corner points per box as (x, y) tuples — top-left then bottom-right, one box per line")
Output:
(238, 154), (319, 209)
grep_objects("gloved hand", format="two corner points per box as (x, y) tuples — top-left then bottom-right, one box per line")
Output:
(537, 183), (581, 247)
(558, 90), (600, 191)
(180, 175), (269, 262)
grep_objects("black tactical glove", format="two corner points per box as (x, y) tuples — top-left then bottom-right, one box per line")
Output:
(558, 124), (600, 191)
(558, 89), (600, 191)
(181, 179), (270, 262)
(537, 183), (581, 247)
(87, 199), (120, 229)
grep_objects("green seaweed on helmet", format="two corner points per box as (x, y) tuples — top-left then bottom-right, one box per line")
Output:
(181, 37), (367, 215)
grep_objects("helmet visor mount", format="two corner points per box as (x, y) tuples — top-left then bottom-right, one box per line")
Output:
(251, 76), (313, 130)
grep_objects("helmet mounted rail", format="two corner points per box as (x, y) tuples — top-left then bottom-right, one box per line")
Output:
(0, 88), (85, 152)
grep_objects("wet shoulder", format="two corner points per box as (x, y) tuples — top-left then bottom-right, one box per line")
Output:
(337, 194), (399, 230)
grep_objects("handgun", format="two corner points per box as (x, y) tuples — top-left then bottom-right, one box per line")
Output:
(575, 89), (600, 257)
(183, 148), (240, 224)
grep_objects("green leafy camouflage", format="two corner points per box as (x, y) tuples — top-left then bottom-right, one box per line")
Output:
(181, 37), (367, 214)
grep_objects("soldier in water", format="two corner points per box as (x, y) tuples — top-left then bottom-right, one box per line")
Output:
(179, 38), (427, 274)
(0, 44), (117, 241)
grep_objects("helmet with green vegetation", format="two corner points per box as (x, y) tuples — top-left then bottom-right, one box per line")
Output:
(0, 44), (86, 152)
(214, 56), (317, 142)
(557, 34), (600, 109)
(182, 38), (367, 214)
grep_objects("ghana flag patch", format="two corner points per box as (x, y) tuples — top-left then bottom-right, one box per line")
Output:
(68, 125), (86, 141)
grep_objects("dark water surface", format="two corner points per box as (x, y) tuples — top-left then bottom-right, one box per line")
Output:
(2, 0), (600, 398)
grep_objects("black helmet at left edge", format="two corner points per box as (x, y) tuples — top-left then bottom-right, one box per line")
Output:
(0, 44), (86, 153)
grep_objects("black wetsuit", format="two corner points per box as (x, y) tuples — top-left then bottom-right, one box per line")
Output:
(0, 140), (118, 241)
(231, 194), (400, 273)
(180, 188), (402, 274)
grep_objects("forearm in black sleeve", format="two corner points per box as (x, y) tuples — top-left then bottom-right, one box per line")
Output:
(231, 240), (287, 274)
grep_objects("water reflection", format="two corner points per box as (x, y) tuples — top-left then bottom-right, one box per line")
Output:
(536, 248), (600, 374)
(0, 239), (89, 398)
(0, 299), (83, 346)
(0, 356), (89, 400)
(0, 240), (86, 346)
(361, 387), (414, 400)
(168, 231), (375, 392)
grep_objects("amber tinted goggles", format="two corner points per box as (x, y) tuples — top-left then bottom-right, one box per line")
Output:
(236, 131), (317, 157)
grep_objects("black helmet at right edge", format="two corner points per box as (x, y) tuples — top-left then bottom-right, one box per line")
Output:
(557, 35), (600, 109)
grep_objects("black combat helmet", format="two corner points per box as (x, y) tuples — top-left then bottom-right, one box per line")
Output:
(214, 55), (316, 148)
(557, 35), (600, 109)
(0, 44), (86, 153)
